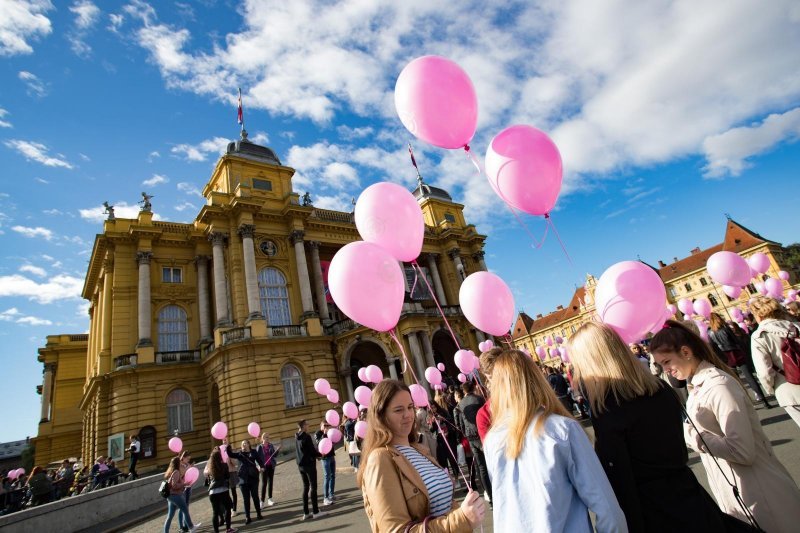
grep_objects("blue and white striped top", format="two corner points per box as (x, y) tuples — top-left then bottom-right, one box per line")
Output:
(394, 445), (453, 517)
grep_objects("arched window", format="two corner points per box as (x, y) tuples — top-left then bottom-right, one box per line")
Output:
(166, 389), (193, 433)
(158, 305), (188, 352)
(259, 268), (291, 325)
(281, 364), (305, 408)
(708, 294), (719, 307)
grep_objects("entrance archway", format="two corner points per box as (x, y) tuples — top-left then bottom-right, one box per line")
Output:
(349, 340), (391, 389)
(432, 330), (459, 382)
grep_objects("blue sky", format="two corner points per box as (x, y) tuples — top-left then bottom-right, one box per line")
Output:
(1, 0), (799, 443)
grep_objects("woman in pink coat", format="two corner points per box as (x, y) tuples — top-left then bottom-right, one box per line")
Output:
(651, 321), (800, 533)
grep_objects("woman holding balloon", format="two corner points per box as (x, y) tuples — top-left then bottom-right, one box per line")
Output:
(224, 439), (263, 524)
(204, 447), (236, 533)
(162, 456), (199, 533)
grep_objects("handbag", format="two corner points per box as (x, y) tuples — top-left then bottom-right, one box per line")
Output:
(348, 439), (360, 454)
(158, 480), (170, 498)
(403, 515), (432, 533)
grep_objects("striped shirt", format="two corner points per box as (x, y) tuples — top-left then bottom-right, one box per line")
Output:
(394, 445), (453, 517)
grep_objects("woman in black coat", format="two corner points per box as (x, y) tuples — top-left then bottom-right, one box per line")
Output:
(569, 322), (725, 533)
(224, 439), (263, 524)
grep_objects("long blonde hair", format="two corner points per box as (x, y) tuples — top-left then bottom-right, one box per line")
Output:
(569, 322), (661, 415)
(356, 379), (419, 487)
(488, 350), (571, 459)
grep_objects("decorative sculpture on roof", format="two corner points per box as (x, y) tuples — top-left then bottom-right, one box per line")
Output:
(102, 201), (115, 221)
(139, 192), (153, 212)
(301, 192), (313, 207)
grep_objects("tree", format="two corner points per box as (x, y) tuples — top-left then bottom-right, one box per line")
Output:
(20, 442), (35, 472)
(784, 243), (800, 268)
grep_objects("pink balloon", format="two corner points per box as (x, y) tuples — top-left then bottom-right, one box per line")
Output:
(748, 253), (770, 274)
(7, 470), (16, 480)
(478, 339), (494, 352)
(327, 428), (342, 444)
(778, 270), (790, 281)
(327, 389), (340, 404)
(168, 437), (183, 454)
(764, 277), (783, 298)
(184, 466), (199, 485)
(749, 266), (759, 280)
(394, 55), (478, 149)
(16, 468), (25, 477)
(329, 241), (405, 332)
(595, 261), (667, 343)
(788, 289), (798, 300)
(355, 420), (368, 439)
(731, 308), (744, 320)
(555, 336), (563, 344)
(342, 401), (358, 420)
(354, 385), (372, 407)
(706, 251), (751, 287)
(683, 314), (691, 321)
(536, 346), (546, 360)
(551, 347), (560, 357)
(560, 346), (570, 363)
(546, 336), (554, 347)
(722, 285), (743, 299)
(485, 125), (563, 216)
(695, 320), (709, 341)
(454, 349), (475, 374)
(410, 383), (428, 407)
(355, 182), (425, 262)
(678, 298), (694, 317)
(211, 421), (228, 440)
(314, 378), (331, 396)
(318, 437), (332, 455)
(693, 299), (712, 318)
(459, 271), (516, 336)
(325, 409), (340, 427)
(667, 304), (677, 315)
(247, 422), (261, 439)
(755, 282), (767, 295)
(365, 365), (383, 384)
(357, 367), (368, 383)
(457, 373), (467, 383)
(425, 366), (442, 386)
(436, 362), (445, 372)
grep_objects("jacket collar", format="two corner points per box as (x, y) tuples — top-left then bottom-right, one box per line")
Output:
(687, 360), (722, 392)
(387, 444), (432, 504)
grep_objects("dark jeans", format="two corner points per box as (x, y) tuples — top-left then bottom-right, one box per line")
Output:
(436, 435), (460, 479)
(239, 481), (261, 519)
(260, 465), (274, 501)
(468, 438), (492, 501)
(299, 465), (319, 515)
(209, 491), (232, 533)
(128, 454), (138, 479)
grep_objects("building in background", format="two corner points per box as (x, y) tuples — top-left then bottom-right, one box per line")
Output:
(33, 132), (490, 470)
(0, 439), (31, 474)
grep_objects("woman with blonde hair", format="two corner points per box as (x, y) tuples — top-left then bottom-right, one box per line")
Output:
(484, 349), (626, 532)
(651, 320), (800, 532)
(749, 296), (800, 428)
(570, 322), (724, 532)
(358, 379), (485, 532)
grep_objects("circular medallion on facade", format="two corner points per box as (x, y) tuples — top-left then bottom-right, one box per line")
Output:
(259, 239), (278, 257)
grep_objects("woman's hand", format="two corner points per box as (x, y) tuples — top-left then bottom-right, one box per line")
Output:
(459, 490), (486, 528)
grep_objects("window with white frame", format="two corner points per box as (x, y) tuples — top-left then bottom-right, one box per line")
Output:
(259, 268), (292, 325)
(158, 305), (188, 352)
(281, 364), (305, 408)
(166, 389), (193, 433)
(162, 267), (182, 283)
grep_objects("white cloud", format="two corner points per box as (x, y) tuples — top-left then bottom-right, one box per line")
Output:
(79, 153), (90, 161)
(79, 201), (157, 222)
(313, 193), (354, 212)
(16, 315), (53, 326)
(68, 1), (100, 57)
(177, 182), (202, 197)
(4, 139), (73, 168)
(0, 0), (53, 56)
(702, 107), (800, 178)
(171, 136), (230, 162)
(337, 125), (374, 140)
(108, 13), (124, 31)
(142, 173), (169, 187)
(174, 201), (195, 212)
(0, 308), (21, 320)
(0, 107), (11, 128)
(0, 273), (84, 304)
(18, 71), (47, 97)
(12, 225), (54, 240)
(43, 208), (62, 215)
(147, 150), (160, 161)
(19, 265), (47, 277)
(35, 177), (50, 184)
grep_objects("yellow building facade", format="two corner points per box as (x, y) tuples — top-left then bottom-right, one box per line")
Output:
(513, 218), (798, 362)
(34, 134), (491, 470)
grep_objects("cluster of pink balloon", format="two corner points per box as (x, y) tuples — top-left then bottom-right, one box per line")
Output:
(6, 467), (25, 480)
(313, 378), (341, 404)
(706, 251), (790, 301)
(357, 365), (384, 385)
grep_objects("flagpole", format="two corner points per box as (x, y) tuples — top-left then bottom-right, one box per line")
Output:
(238, 87), (245, 137)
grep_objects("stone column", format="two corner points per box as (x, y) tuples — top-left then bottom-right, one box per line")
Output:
(290, 230), (315, 315)
(406, 332), (430, 393)
(472, 250), (488, 271)
(426, 254), (448, 305)
(419, 330), (436, 368)
(448, 247), (465, 282)
(136, 251), (153, 347)
(40, 363), (55, 422)
(386, 357), (399, 380)
(344, 371), (355, 402)
(101, 259), (113, 353)
(309, 241), (330, 321)
(195, 256), (212, 341)
(210, 233), (231, 326)
(238, 224), (263, 319)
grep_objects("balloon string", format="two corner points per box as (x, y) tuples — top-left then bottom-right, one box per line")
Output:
(409, 266), (420, 299)
(389, 328), (421, 385)
(432, 416), (473, 490)
(545, 214), (573, 266)
(411, 260), (462, 350)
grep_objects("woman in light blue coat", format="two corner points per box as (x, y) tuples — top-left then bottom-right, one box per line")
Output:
(483, 350), (627, 532)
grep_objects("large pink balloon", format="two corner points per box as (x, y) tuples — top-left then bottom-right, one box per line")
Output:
(693, 299), (712, 318)
(748, 253), (770, 274)
(355, 182), (424, 262)
(184, 466), (199, 485)
(722, 285), (743, 299)
(425, 366), (442, 386)
(706, 251), (751, 287)
(546, 337), (554, 347)
(342, 401), (358, 420)
(211, 421), (228, 440)
(355, 420), (368, 439)
(478, 339), (494, 352)
(484, 125), (563, 216)
(247, 422), (261, 439)
(329, 241), (405, 332)
(454, 349), (475, 374)
(778, 270), (790, 281)
(168, 437), (183, 454)
(394, 55), (478, 149)
(764, 277), (783, 298)
(327, 428), (342, 444)
(410, 384), (428, 407)
(365, 365), (383, 384)
(314, 378), (331, 396)
(459, 272), (516, 336)
(535, 346), (546, 360)
(595, 261), (667, 343)
(325, 409), (340, 427)
(318, 437), (332, 455)
(326, 389), (340, 404)
(677, 298), (694, 316)
(354, 386), (372, 406)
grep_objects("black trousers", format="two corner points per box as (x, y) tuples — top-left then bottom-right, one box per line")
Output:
(468, 438), (492, 500)
(128, 454), (138, 479)
(298, 465), (319, 515)
(239, 480), (261, 519)
(260, 465), (274, 501)
(209, 491), (232, 533)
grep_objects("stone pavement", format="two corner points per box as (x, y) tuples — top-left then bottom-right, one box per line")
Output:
(120, 404), (800, 533)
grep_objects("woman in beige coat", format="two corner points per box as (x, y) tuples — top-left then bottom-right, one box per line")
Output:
(358, 379), (485, 532)
(749, 296), (800, 428)
(652, 320), (800, 533)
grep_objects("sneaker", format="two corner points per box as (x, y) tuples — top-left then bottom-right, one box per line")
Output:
(301, 513), (313, 521)
(226, 529), (238, 533)
(245, 518), (252, 525)
(323, 498), (332, 506)
(313, 511), (328, 519)
(267, 498), (274, 506)
(260, 500), (266, 509)
(189, 524), (201, 533)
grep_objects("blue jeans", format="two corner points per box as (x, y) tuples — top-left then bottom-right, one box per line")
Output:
(321, 457), (335, 500)
(165, 493), (193, 532)
(178, 487), (192, 530)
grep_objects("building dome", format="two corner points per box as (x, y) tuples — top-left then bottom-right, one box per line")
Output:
(226, 135), (281, 166)
(412, 183), (452, 202)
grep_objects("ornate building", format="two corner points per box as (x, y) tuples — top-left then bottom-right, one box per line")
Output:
(34, 134), (489, 469)
(513, 218), (798, 364)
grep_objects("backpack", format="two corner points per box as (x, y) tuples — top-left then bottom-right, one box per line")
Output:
(778, 325), (800, 385)
(158, 479), (170, 498)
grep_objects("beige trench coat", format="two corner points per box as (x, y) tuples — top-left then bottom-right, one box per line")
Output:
(750, 318), (800, 407)
(685, 362), (800, 533)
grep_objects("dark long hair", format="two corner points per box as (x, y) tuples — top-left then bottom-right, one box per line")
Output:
(207, 447), (225, 480)
(164, 456), (181, 479)
(650, 320), (741, 384)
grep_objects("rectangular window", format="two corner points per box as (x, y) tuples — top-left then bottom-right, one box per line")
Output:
(444, 213), (456, 223)
(162, 267), (182, 283)
(684, 282), (692, 292)
(253, 178), (272, 191)
(668, 287), (678, 298)
(699, 277), (708, 287)
(166, 405), (192, 433)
